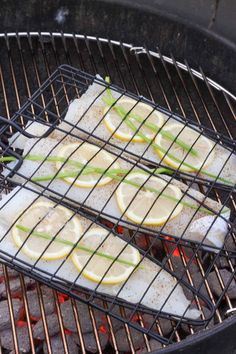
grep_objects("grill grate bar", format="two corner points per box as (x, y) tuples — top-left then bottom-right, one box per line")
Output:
(222, 91), (236, 127)
(36, 284), (54, 354)
(19, 274), (35, 354)
(199, 67), (235, 137)
(54, 294), (70, 354)
(3, 266), (21, 352)
(0, 66), (232, 324)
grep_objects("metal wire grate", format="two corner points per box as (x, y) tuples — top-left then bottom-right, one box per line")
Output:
(0, 32), (236, 353)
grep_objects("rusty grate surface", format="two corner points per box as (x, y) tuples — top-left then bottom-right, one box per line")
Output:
(0, 32), (235, 353)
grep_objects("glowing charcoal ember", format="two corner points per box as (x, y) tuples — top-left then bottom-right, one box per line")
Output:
(162, 254), (198, 279)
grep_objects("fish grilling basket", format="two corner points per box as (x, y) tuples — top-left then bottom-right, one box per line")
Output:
(0, 32), (236, 354)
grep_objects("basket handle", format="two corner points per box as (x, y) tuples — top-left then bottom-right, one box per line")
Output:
(0, 116), (53, 139)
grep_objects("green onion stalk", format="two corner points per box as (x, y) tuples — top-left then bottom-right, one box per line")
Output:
(16, 224), (141, 268)
(0, 154), (228, 215)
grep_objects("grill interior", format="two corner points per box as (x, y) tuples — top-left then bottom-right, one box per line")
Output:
(0, 32), (236, 354)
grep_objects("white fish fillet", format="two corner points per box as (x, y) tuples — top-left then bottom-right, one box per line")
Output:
(3, 136), (230, 250)
(0, 186), (201, 319)
(9, 79), (236, 185)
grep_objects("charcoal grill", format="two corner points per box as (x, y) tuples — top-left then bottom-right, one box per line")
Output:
(0, 27), (236, 354)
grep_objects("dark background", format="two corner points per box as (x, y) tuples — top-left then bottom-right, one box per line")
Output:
(0, 0), (235, 94)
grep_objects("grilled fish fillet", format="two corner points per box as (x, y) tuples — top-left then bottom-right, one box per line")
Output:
(0, 186), (201, 319)
(3, 136), (230, 251)
(9, 78), (236, 185)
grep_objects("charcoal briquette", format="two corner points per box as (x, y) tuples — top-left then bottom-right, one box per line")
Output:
(0, 326), (30, 352)
(27, 289), (55, 318)
(61, 300), (102, 334)
(181, 307), (214, 333)
(139, 338), (162, 353)
(0, 277), (35, 298)
(43, 334), (78, 354)
(142, 314), (172, 336)
(0, 299), (22, 331)
(33, 313), (60, 340)
(111, 327), (144, 352)
(73, 331), (108, 353)
(208, 269), (236, 299)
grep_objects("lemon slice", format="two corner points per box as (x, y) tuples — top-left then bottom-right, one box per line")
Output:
(115, 172), (183, 225)
(155, 122), (215, 172)
(12, 201), (82, 260)
(71, 228), (140, 284)
(103, 97), (165, 142)
(56, 142), (119, 188)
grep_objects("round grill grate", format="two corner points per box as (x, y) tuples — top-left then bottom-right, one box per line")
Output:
(0, 32), (235, 354)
